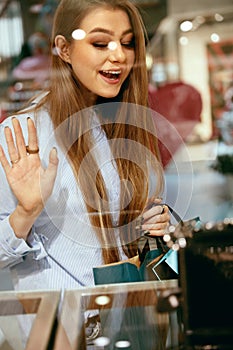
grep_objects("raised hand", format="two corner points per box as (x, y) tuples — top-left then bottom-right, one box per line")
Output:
(0, 117), (58, 238)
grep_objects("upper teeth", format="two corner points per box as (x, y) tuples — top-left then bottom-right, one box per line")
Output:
(102, 70), (121, 74)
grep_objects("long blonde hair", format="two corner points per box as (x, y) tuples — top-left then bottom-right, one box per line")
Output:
(34, 0), (164, 263)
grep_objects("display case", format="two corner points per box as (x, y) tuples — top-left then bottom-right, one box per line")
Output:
(178, 221), (233, 349)
(0, 290), (60, 350)
(53, 280), (178, 350)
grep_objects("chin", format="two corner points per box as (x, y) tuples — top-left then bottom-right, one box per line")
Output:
(100, 91), (120, 99)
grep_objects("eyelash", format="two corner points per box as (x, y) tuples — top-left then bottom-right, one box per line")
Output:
(123, 41), (135, 48)
(92, 40), (135, 49)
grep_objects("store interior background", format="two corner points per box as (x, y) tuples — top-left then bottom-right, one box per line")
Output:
(0, 0), (233, 223)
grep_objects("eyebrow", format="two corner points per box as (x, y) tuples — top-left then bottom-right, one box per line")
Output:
(88, 28), (133, 36)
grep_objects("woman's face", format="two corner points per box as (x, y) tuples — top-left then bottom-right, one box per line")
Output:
(58, 7), (135, 101)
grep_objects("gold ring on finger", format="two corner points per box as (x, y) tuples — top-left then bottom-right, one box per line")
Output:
(26, 145), (39, 154)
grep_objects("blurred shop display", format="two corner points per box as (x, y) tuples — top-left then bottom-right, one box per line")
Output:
(149, 81), (202, 167)
(33, 0), (59, 37)
(212, 82), (233, 201)
(207, 38), (233, 137)
(11, 31), (51, 85)
(216, 110), (233, 145)
(1, 31), (51, 120)
(157, 218), (233, 350)
(216, 83), (233, 145)
(0, 0), (58, 122)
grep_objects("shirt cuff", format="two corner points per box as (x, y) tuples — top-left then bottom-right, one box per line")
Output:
(0, 216), (48, 261)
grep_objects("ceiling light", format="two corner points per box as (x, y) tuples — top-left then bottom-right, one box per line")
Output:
(211, 33), (220, 42)
(179, 36), (189, 46)
(180, 21), (193, 32)
(214, 13), (224, 22)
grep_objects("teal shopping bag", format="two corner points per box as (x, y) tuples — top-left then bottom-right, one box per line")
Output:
(93, 207), (200, 285)
(93, 243), (178, 285)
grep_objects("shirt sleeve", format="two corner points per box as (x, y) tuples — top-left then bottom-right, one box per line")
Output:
(0, 216), (48, 269)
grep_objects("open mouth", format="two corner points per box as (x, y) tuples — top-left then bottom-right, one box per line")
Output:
(100, 70), (121, 80)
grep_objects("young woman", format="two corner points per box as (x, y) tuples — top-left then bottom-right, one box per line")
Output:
(0, 0), (170, 292)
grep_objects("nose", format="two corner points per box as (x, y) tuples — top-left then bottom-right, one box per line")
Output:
(108, 42), (126, 63)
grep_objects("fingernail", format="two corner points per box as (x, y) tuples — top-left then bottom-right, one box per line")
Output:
(143, 230), (151, 237)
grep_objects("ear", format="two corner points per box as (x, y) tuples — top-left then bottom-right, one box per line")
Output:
(55, 35), (71, 63)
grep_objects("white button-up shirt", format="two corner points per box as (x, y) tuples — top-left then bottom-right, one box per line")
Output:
(0, 105), (130, 291)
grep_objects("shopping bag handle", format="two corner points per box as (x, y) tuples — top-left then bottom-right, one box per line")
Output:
(165, 204), (183, 224)
(145, 203), (183, 223)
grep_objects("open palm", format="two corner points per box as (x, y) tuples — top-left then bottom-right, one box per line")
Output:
(0, 117), (58, 215)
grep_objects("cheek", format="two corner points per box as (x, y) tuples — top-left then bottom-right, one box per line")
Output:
(69, 51), (92, 78)
(71, 48), (100, 75)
